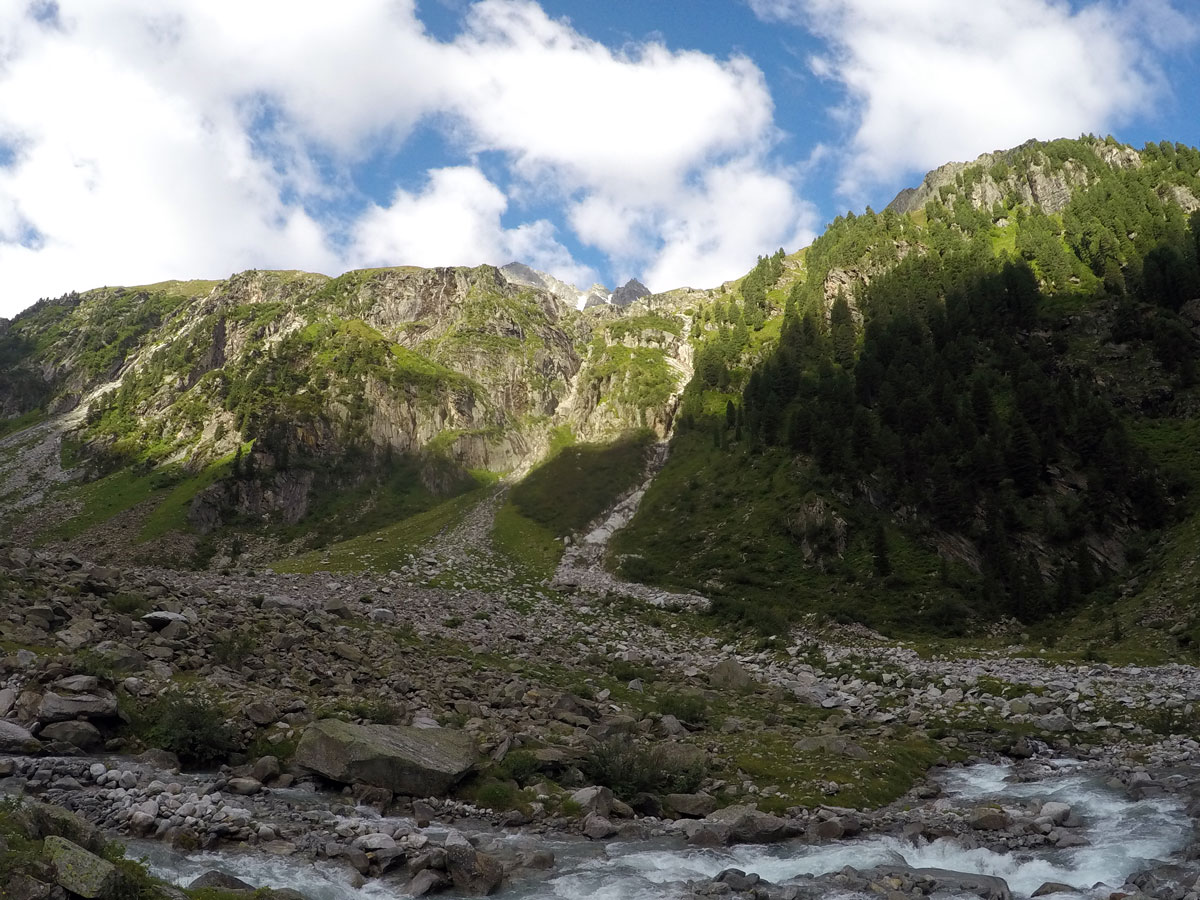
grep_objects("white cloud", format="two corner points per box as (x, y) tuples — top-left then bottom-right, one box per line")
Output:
(350, 165), (596, 286)
(0, 0), (812, 317)
(749, 0), (1196, 196)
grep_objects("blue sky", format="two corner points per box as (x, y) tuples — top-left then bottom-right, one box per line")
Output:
(0, 0), (1197, 316)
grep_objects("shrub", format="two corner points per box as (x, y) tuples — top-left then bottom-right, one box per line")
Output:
(107, 593), (149, 616)
(325, 697), (403, 725)
(495, 749), (540, 783)
(657, 691), (710, 725)
(475, 780), (519, 811)
(136, 691), (238, 766)
(210, 630), (256, 667)
(582, 738), (707, 799)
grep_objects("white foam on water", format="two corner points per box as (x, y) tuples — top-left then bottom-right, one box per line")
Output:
(131, 761), (1193, 900)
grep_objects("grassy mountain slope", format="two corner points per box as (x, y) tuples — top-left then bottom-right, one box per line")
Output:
(614, 136), (1200, 640)
(0, 265), (694, 564)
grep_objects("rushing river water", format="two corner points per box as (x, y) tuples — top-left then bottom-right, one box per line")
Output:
(132, 760), (1192, 900)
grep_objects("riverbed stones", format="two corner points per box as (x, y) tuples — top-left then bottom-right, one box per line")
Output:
(294, 718), (476, 797)
(44, 835), (117, 899)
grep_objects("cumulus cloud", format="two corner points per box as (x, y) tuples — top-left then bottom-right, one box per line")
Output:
(749, 0), (1196, 196)
(0, 0), (813, 316)
(351, 166), (597, 286)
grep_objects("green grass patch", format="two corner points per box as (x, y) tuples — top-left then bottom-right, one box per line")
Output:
(273, 486), (493, 573)
(611, 430), (975, 637)
(138, 452), (241, 543)
(492, 500), (563, 581)
(43, 468), (175, 542)
(0, 409), (45, 440)
(510, 430), (654, 537)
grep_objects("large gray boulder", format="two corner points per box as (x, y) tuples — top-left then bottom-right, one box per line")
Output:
(0, 719), (41, 752)
(294, 719), (476, 797)
(45, 836), (118, 899)
(705, 803), (789, 843)
(36, 690), (118, 723)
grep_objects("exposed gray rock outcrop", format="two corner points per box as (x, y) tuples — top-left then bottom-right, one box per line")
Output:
(293, 719), (477, 797)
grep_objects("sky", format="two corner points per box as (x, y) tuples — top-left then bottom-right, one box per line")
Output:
(0, 0), (1197, 318)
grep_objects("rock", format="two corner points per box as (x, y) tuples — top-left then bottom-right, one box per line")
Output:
(245, 699), (279, 726)
(252, 755), (281, 783)
(226, 777), (263, 795)
(569, 785), (614, 818)
(188, 870), (257, 890)
(293, 719), (476, 796)
(681, 819), (731, 846)
(705, 804), (789, 843)
(709, 659), (754, 691)
(142, 611), (188, 631)
(39, 720), (102, 750)
(812, 817), (844, 840)
(1031, 882), (1076, 896)
(664, 792), (718, 818)
(966, 807), (1012, 831)
(36, 690), (118, 723)
(0, 719), (41, 752)
(445, 833), (504, 895)
(6, 873), (53, 900)
(45, 835), (118, 899)
(716, 868), (761, 891)
(1035, 713), (1072, 732)
(1039, 801), (1072, 825)
(409, 868), (449, 896)
(583, 812), (618, 839)
(871, 866), (1011, 900)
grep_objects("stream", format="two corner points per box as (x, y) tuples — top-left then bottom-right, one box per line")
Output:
(130, 759), (1193, 900)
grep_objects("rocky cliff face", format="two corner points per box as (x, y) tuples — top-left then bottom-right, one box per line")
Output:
(0, 263), (694, 542)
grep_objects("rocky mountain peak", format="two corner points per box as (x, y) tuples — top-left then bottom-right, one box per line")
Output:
(611, 278), (651, 307)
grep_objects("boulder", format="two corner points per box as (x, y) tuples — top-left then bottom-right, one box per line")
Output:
(6, 873), (52, 900)
(709, 659), (754, 691)
(45, 836), (118, 899)
(705, 804), (789, 843)
(142, 611), (188, 631)
(664, 792), (718, 818)
(445, 832), (504, 895)
(39, 720), (103, 751)
(569, 785), (613, 818)
(189, 870), (257, 890)
(1031, 883), (1076, 897)
(0, 719), (41, 752)
(1039, 801), (1072, 825)
(244, 699), (279, 726)
(582, 813), (618, 839)
(966, 807), (1011, 831)
(870, 865), (1011, 900)
(226, 777), (263, 795)
(409, 869), (450, 896)
(36, 690), (118, 723)
(294, 719), (476, 796)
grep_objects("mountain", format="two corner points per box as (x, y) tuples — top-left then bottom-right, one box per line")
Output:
(0, 263), (700, 565)
(612, 136), (1200, 642)
(3, 135), (1200, 651)
(612, 278), (652, 307)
